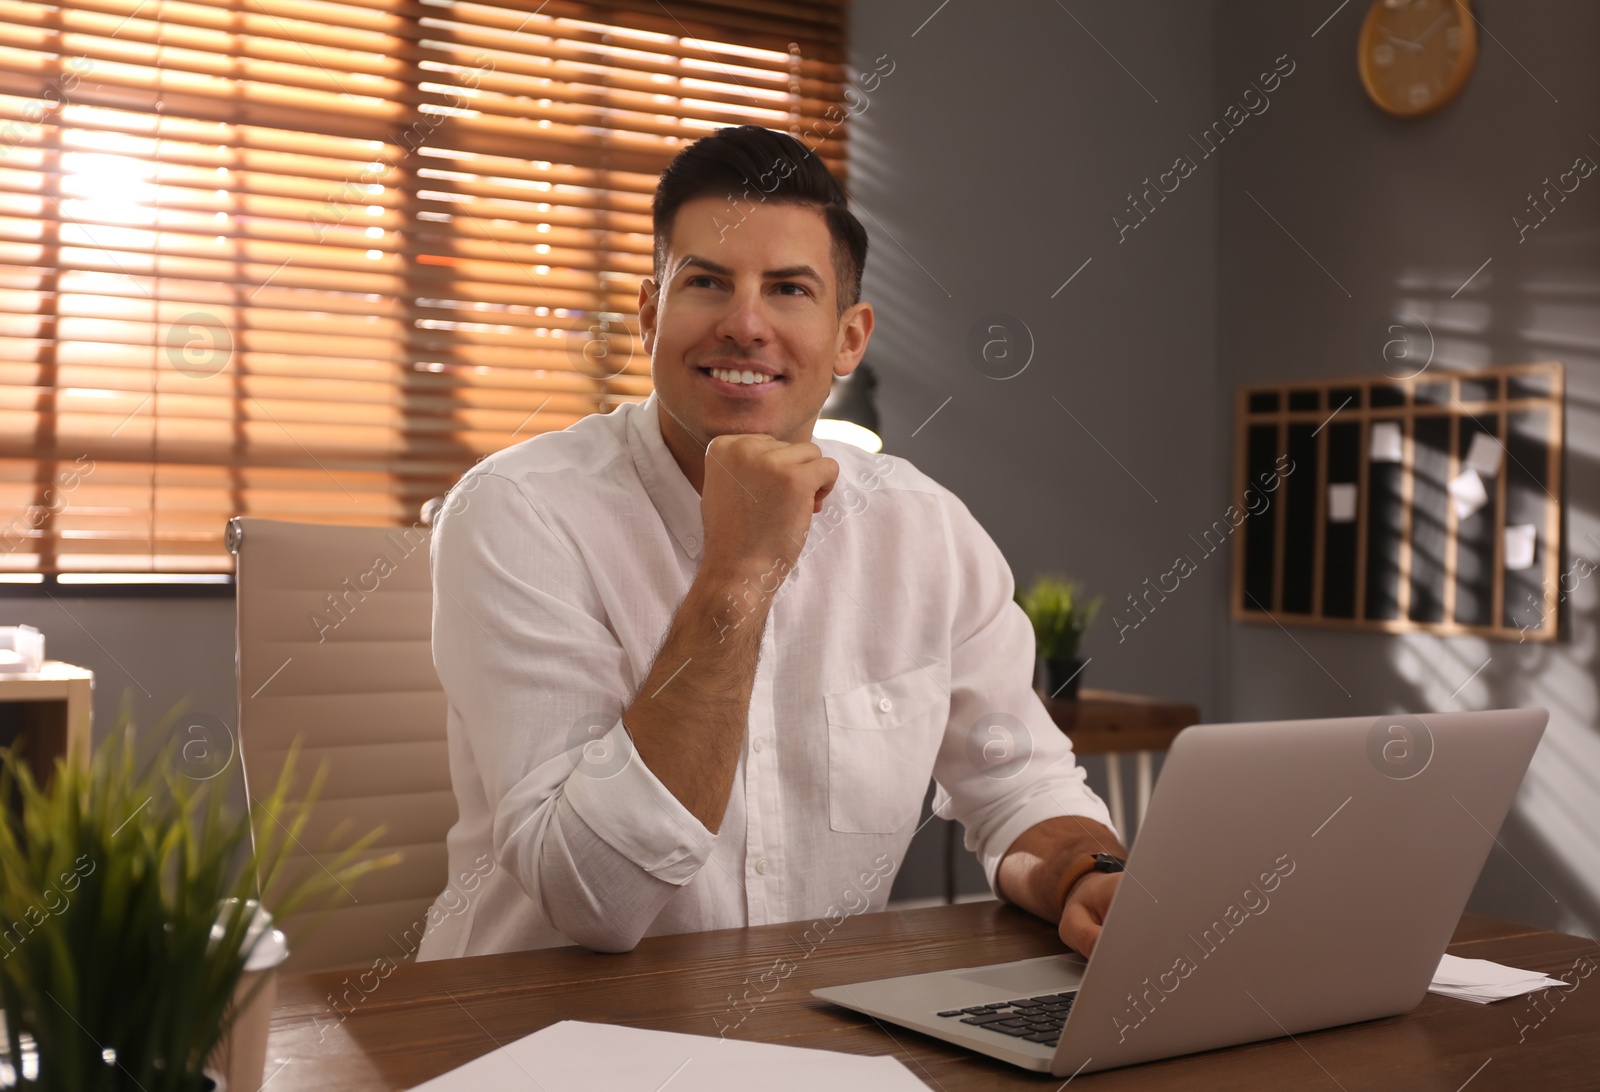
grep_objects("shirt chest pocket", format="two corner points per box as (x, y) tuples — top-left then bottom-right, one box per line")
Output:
(824, 665), (950, 834)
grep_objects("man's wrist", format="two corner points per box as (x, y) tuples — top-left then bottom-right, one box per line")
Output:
(1052, 852), (1126, 915)
(697, 554), (790, 595)
(997, 815), (1126, 924)
(691, 556), (788, 642)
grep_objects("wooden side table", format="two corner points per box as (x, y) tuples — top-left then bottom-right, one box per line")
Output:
(0, 661), (94, 785)
(1042, 688), (1199, 839)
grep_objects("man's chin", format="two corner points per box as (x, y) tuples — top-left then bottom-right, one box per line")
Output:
(692, 404), (792, 441)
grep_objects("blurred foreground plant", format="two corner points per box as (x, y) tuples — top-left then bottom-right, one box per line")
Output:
(0, 703), (398, 1091)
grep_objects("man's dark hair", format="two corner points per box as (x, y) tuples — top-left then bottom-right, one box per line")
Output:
(651, 125), (868, 312)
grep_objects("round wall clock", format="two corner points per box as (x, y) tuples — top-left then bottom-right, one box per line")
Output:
(1358, 0), (1478, 118)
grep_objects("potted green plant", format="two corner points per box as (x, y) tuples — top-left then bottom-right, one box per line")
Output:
(1016, 575), (1102, 699)
(0, 704), (397, 1091)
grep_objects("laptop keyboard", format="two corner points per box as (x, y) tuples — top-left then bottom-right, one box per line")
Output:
(936, 992), (1076, 1047)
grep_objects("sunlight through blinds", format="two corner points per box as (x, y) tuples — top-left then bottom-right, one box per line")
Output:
(0, 0), (849, 572)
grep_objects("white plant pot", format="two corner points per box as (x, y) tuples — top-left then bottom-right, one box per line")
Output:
(208, 906), (290, 1092)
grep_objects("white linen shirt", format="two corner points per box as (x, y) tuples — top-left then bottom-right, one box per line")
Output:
(415, 394), (1113, 959)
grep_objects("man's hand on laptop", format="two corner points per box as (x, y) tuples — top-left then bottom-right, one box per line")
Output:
(997, 816), (1127, 959)
(700, 433), (840, 580)
(1059, 871), (1123, 958)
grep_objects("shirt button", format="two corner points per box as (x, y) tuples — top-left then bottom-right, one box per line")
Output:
(878, 697), (893, 713)
(755, 858), (770, 875)
(686, 535), (698, 549)
(752, 737), (764, 753)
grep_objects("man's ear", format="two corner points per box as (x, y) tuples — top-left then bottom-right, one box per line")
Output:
(833, 300), (875, 378)
(638, 278), (659, 356)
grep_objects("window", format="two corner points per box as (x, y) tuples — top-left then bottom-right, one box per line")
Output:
(0, 0), (848, 575)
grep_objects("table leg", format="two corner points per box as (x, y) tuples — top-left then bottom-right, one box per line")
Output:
(1105, 753), (1126, 840)
(66, 678), (92, 764)
(944, 819), (957, 905)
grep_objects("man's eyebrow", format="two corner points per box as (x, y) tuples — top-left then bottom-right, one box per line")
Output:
(764, 264), (824, 283)
(675, 254), (733, 277)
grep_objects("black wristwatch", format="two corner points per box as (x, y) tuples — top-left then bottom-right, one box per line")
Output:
(1054, 852), (1126, 912)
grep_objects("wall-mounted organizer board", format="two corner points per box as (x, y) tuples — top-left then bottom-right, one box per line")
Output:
(1233, 362), (1563, 642)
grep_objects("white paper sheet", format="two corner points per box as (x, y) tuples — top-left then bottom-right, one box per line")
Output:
(1465, 432), (1503, 478)
(406, 1020), (928, 1091)
(1504, 524), (1537, 571)
(1327, 483), (1358, 523)
(1448, 468), (1488, 521)
(1429, 954), (1566, 1004)
(1370, 421), (1403, 463)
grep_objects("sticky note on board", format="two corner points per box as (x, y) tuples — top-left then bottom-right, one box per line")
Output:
(1328, 483), (1358, 523)
(1370, 421), (1403, 463)
(1449, 468), (1489, 521)
(1504, 524), (1537, 571)
(1466, 432), (1503, 478)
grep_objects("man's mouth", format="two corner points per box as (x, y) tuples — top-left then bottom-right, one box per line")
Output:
(700, 366), (782, 387)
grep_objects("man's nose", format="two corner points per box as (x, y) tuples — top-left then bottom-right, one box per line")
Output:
(715, 287), (772, 346)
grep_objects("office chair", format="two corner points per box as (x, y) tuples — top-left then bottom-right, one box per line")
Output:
(229, 516), (454, 972)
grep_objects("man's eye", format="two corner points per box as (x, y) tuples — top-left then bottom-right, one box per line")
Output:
(775, 282), (809, 296)
(686, 275), (720, 288)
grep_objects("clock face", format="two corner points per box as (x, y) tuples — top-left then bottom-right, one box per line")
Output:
(1358, 0), (1478, 117)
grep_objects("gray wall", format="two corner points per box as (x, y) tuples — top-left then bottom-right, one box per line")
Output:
(852, 0), (1221, 708)
(1217, 0), (1600, 939)
(849, 1), (1223, 897)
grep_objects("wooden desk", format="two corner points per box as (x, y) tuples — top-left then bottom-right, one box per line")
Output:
(0, 660), (92, 785)
(1044, 688), (1199, 836)
(266, 903), (1598, 1091)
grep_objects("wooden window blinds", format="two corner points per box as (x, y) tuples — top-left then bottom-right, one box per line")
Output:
(0, 0), (849, 575)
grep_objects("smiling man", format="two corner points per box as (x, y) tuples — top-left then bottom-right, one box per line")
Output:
(417, 126), (1126, 963)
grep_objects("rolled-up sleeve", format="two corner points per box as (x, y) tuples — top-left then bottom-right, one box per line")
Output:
(431, 470), (716, 952)
(928, 492), (1116, 895)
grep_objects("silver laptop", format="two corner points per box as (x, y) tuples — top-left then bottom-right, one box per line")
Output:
(814, 708), (1547, 1077)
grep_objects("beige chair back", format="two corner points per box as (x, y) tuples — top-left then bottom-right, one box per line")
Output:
(230, 516), (453, 973)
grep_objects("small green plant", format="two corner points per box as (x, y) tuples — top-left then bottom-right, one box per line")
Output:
(0, 702), (398, 1091)
(1016, 575), (1102, 661)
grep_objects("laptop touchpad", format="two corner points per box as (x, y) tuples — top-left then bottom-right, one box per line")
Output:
(949, 955), (1086, 994)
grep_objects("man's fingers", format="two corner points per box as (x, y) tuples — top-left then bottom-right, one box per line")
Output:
(1058, 872), (1122, 957)
(707, 433), (777, 460)
(1058, 901), (1102, 957)
(814, 455), (840, 493)
(810, 456), (840, 513)
(709, 435), (833, 466)
(765, 439), (824, 465)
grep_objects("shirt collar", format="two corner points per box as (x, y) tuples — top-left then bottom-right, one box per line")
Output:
(627, 393), (705, 560)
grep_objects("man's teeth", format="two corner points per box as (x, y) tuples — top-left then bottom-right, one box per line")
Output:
(709, 367), (775, 386)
